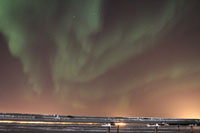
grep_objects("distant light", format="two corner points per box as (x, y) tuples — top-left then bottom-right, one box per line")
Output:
(115, 122), (126, 126)
(102, 123), (111, 127)
(147, 123), (160, 127)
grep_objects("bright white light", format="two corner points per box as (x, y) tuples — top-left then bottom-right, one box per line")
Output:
(115, 122), (126, 126)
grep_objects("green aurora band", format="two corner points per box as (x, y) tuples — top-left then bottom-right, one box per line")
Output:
(0, 0), (198, 112)
(0, 0), (188, 93)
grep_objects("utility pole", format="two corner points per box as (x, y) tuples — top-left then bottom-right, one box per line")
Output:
(177, 125), (180, 132)
(116, 125), (119, 133)
(190, 125), (193, 133)
(155, 126), (158, 133)
(107, 127), (110, 133)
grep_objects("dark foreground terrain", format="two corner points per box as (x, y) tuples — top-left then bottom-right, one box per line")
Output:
(0, 113), (200, 133)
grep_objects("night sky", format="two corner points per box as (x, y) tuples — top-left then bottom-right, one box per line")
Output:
(0, 0), (200, 118)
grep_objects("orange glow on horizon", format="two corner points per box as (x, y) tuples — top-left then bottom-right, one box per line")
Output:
(0, 120), (100, 125)
(115, 122), (126, 126)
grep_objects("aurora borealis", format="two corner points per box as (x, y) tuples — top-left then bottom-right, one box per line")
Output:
(0, 0), (200, 118)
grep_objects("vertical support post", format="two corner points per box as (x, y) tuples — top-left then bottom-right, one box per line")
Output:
(117, 125), (119, 133)
(107, 127), (110, 133)
(155, 126), (158, 133)
(177, 125), (180, 132)
(190, 125), (193, 133)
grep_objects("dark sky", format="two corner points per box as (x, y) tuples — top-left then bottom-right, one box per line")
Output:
(0, 0), (200, 118)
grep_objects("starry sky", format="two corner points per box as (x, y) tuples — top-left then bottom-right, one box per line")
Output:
(0, 0), (200, 118)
